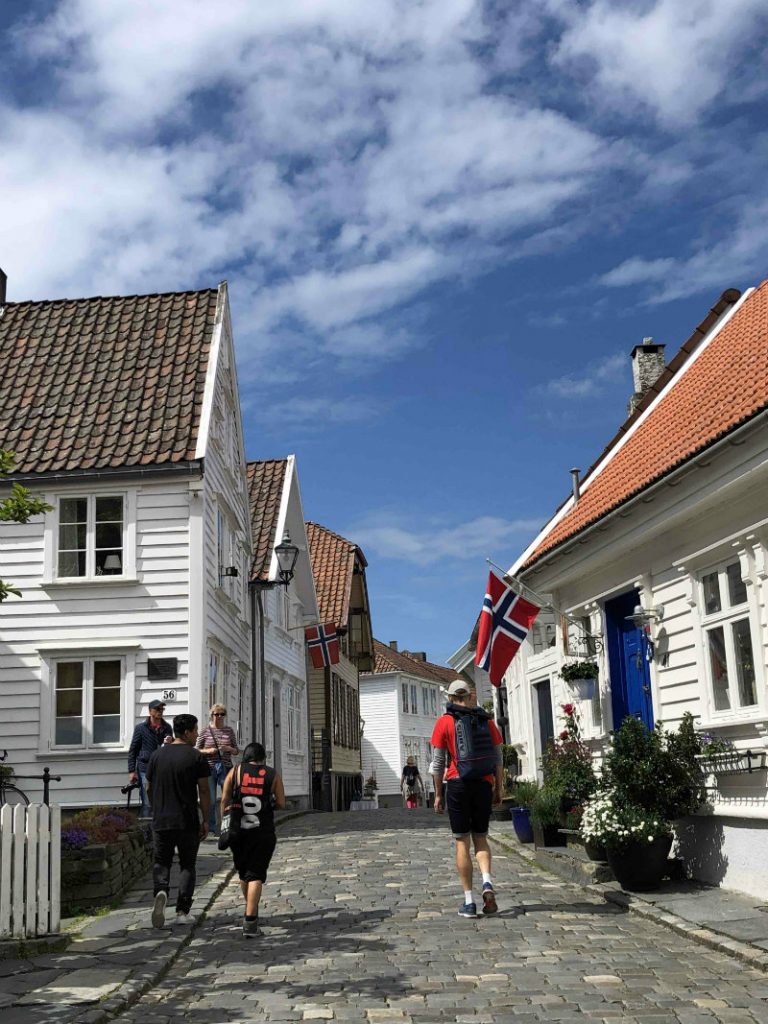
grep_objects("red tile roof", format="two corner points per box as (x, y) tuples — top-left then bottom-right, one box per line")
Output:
(306, 522), (367, 627)
(246, 459), (288, 581)
(0, 287), (220, 475)
(524, 282), (768, 568)
(366, 639), (461, 684)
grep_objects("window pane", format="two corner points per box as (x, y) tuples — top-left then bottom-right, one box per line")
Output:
(707, 626), (731, 711)
(58, 550), (86, 577)
(94, 660), (121, 686)
(59, 524), (87, 549)
(732, 618), (757, 707)
(59, 498), (87, 523)
(55, 717), (83, 745)
(95, 549), (122, 575)
(93, 716), (120, 743)
(56, 689), (82, 716)
(95, 496), (123, 522)
(727, 563), (748, 608)
(703, 572), (721, 615)
(95, 523), (122, 549)
(94, 687), (121, 714)
(57, 662), (84, 688)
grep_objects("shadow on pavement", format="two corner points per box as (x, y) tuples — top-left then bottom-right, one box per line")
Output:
(280, 807), (455, 837)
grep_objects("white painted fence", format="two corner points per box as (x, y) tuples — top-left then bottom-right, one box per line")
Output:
(0, 803), (61, 939)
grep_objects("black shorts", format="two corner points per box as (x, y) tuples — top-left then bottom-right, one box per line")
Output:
(232, 830), (277, 883)
(446, 778), (493, 838)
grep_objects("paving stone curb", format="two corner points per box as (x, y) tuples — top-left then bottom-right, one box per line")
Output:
(490, 829), (768, 975)
(11, 809), (311, 1024)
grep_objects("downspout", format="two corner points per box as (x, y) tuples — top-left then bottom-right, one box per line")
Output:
(250, 583), (258, 743)
(249, 583), (267, 745)
(258, 588), (266, 746)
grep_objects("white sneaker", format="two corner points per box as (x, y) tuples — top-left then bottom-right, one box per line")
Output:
(172, 912), (196, 925)
(151, 891), (168, 929)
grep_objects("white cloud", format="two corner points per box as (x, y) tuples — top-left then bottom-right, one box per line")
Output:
(350, 514), (541, 567)
(549, 0), (768, 126)
(537, 353), (628, 399)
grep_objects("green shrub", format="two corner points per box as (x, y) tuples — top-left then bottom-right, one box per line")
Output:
(508, 779), (539, 807)
(530, 787), (561, 827)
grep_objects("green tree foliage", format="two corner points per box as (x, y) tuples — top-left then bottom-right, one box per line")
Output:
(0, 450), (52, 601)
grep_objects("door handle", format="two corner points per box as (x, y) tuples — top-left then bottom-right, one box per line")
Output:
(642, 685), (651, 695)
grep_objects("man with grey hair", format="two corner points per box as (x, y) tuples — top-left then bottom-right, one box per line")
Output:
(431, 678), (503, 917)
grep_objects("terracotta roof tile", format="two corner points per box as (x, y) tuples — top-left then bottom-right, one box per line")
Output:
(247, 459), (288, 581)
(0, 287), (220, 475)
(306, 521), (366, 627)
(366, 639), (461, 684)
(524, 281), (768, 568)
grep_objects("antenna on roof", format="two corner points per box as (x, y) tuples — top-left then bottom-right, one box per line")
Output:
(0, 268), (6, 307)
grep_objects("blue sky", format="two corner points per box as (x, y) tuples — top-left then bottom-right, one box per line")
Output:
(3, 1), (768, 664)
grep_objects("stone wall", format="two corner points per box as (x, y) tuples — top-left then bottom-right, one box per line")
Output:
(61, 827), (152, 914)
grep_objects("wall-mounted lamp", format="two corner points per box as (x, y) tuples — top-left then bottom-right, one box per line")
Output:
(625, 603), (663, 627)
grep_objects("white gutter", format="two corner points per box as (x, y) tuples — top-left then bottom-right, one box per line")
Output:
(508, 286), (755, 576)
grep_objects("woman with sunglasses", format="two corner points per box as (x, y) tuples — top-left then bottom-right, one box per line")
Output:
(196, 704), (239, 836)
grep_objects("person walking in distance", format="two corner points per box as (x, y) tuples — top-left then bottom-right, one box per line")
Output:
(431, 678), (503, 918)
(401, 756), (423, 809)
(220, 741), (286, 938)
(196, 704), (239, 836)
(127, 699), (173, 817)
(146, 714), (210, 928)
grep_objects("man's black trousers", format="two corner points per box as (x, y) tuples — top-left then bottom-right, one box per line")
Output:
(152, 827), (200, 914)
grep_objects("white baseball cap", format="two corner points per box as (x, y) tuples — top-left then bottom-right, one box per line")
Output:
(447, 679), (472, 697)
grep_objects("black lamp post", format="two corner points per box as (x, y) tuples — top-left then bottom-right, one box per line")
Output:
(250, 530), (301, 746)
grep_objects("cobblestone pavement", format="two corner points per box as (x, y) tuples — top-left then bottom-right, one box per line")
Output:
(112, 809), (768, 1024)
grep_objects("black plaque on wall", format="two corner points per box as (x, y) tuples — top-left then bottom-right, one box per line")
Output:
(148, 658), (178, 681)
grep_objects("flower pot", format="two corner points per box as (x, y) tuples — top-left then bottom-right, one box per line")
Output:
(606, 834), (673, 891)
(533, 822), (567, 848)
(584, 839), (607, 862)
(570, 677), (596, 701)
(510, 806), (534, 844)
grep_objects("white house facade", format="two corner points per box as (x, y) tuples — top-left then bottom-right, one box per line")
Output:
(247, 456), (318, 810)
(360, 639), (461, 807)
(501, 281), (768, 898)
(0, 283), (252, 807)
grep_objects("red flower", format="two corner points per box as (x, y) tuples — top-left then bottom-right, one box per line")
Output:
(561, 703), (575, 716)
(559, 731), (569, 741)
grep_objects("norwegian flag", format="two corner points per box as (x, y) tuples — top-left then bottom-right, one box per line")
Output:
(475, 569), (541, 687)
(306, 622), (340, 669)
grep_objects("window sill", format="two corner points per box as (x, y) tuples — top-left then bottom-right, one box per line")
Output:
(42, 577), (140, 588)
(698, 713), (768, 731)
(36, 748), (128, 759)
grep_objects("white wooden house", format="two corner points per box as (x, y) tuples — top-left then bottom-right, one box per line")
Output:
(502, 281), (768, 898)
(0, 282), (253, 806)
(360, 640), (462, 806)
(246, 457), (318, 809)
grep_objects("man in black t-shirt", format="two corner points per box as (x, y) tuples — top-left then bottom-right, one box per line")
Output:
(146, 713), (210, 928)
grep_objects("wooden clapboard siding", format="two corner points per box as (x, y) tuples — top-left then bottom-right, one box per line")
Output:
(360, 675), (401, 795)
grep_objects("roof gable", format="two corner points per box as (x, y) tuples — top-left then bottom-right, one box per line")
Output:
(306, 521), (366, 626)
(247, 458), (288, 581)
(0, 286), (220, 475)
(523, 282), (768, 569)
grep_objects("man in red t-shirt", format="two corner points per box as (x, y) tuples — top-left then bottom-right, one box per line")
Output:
(431, 678), (503, 918)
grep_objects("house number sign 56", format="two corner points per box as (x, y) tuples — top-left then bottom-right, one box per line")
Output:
(162, 689), (177, 702)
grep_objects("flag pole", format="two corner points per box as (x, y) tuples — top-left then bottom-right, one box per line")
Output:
(484, 558), (593, 636)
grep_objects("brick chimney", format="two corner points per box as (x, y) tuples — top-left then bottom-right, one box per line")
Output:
(628, 337), (665, 415)
(389, 641), (398, 651)
(403, 650), (427, 662)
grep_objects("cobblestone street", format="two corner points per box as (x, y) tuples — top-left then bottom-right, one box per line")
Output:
(112, 809), (768, 1024)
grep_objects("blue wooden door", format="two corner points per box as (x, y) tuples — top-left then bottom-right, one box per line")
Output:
(605, 591), (654, 731)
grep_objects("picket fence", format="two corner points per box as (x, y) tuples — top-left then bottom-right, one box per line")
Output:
(0, 803), (61, 939)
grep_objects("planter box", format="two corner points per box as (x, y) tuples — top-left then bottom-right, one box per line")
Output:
(696, 750), (767, 775)
(61, 826), (152, 914)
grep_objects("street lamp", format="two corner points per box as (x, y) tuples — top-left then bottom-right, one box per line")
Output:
(250, 529), (301, 747)
(274, 531), (300, 585)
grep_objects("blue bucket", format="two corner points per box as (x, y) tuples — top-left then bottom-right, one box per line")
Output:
(510, 806), (534, 844)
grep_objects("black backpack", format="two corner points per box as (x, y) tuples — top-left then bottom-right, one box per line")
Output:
(448, 703), (497, 780)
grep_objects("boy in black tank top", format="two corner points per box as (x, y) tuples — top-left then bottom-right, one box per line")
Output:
(220, 741), (286, 937)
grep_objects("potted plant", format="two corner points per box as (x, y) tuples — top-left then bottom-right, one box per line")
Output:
(507, 779), (539, 843)
(530, 787), (566, 847)
(560, 660), (599, 701)
(492, 745), (522, 820)
(544, 703), (597, 821)
(363, 774), (378, 800)
(581, 712), (704, 890)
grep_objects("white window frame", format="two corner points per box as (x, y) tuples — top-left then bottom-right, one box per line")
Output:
(45, 490), (137, 584)
(699, 556), (763, 720)
(38, 645), (137, 754)
(283, 684), (302, 753)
